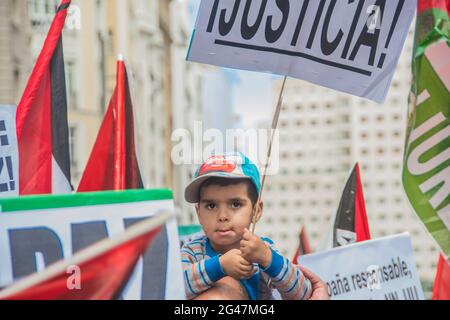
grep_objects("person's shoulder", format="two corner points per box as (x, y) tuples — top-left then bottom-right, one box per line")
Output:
(260, 236), (275, 246)
(181, 235), (208, 254)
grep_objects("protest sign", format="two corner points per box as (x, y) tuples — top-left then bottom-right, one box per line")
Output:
(0, 189), (185, 300)
(402, 2), (450, 258)
(0, 212), (173, 300)
(178, 225), (204, 247)
(0, 105), (18, 198)
(187, 0), (416, 103)
(298, 233), (424, 300)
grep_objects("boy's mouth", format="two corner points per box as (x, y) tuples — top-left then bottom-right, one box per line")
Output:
(216, 228), (233, 236)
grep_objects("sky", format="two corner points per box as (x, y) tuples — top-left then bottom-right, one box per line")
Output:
(187, 0), (276, 129)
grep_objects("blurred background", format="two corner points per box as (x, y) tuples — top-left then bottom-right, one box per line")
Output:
(0, 0), (440, 292)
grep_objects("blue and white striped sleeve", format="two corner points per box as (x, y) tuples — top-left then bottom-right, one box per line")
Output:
(181, 243), (226, 300)
(261, 239), (313, 300)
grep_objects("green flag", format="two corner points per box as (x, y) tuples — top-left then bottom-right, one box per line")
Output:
(403, 1), (450, 258)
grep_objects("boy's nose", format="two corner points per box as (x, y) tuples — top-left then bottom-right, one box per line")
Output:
(217, 209), (229, 222)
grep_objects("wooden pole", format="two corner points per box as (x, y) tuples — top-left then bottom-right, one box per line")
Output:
(251, 76), (288, 233)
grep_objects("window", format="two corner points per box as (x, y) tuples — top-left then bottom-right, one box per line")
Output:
(65, 60), (77, 109)
(29, 0), (59, 25)
(69, 124), (83, 181)
(69, 126), (78, 168)
(376, 115), (385, 123)
(376, 131), (385, 139)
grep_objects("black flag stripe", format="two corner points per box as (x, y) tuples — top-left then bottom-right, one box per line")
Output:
(333, 165), (357, 247)
(50, 37), (72, 190)
(57, 3), (71, 13)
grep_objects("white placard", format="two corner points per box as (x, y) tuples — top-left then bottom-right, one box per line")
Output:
(188, 0), (416, 103)
(298, 233), (425, 300)
(0, 198), (185, 300)
(0, 105), (18, 198)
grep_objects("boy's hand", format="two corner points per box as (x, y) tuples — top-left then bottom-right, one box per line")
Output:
(240, 229), (272, 269)
(219, 249), (255, 280)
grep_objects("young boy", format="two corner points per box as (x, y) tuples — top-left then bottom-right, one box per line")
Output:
(181, 152), (313, 300)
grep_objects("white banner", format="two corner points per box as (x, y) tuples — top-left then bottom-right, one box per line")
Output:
(0, 193), (185, 300)
(0, 105), (18, 198)
(188, 0), (416, 103)
(298, 233), (425, 300)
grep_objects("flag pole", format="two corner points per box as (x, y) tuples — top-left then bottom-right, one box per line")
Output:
(114, 54), (126, 190)
(251, 76), (288, 233)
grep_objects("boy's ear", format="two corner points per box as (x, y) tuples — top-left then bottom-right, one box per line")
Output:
(195, 204), (200, 215)
(253, 201), (264, 224)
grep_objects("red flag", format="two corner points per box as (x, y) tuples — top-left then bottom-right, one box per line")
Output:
(0, 213), (170, 300)
(77, 57), (143, 192)
(353, 164), (371, 243)
(292, 225), (312, 263)
(432, 254), (450, 300)
(16, 0), (72, 195)
(321, 163), (371, 249)
(417, 0), (450, 14)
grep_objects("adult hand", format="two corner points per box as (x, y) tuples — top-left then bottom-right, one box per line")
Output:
(298, 266), (329, 300)
(194, 277), (249, 300)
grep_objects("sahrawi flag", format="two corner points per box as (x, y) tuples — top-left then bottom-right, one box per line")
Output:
(292, 225), (312, 264)
(78, 56), (143, 192)
(16, 0), (72, 195)
(0, 213), (171, 300)
(432, 253), (450, 300)
(402, 0), (450, 259)
(318, 163), (371, 252)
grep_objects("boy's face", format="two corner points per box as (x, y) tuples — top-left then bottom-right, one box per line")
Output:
(196, 182), (261, 254)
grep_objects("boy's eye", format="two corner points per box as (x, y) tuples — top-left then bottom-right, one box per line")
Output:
(231, 201), (242, 209)
(206, 203), (216, 210)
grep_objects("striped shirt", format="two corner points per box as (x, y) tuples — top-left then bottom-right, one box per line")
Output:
(181, 235), (312, 300)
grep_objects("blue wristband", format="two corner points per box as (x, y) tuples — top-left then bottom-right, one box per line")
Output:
(261, 248), (284, 278)
(204, 255), (226, 282)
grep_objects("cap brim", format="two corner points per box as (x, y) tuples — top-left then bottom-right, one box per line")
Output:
(184, 173), (252, 203)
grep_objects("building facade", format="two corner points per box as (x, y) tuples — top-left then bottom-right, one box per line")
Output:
(262, 26), (440, 284)
(0, 0), (31, 105)
(24, 0), (205, 224)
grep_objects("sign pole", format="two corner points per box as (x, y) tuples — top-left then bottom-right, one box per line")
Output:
(251, 76), (288, 233)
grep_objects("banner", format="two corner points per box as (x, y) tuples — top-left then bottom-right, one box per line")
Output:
(0, 213), (171, 300)
(298, 233), (424, 300)
(178, 225), (204, 248)
(0, 106), (18, 198)
(187, 0), (416, 103)
(402, 1), (450, 258)
(0, 189), (185, 300)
